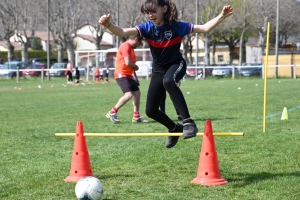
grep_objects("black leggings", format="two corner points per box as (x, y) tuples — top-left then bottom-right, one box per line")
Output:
(67, 71), (73, 81)
(160, 91), (180, 116)
(145, 58), (190, 130)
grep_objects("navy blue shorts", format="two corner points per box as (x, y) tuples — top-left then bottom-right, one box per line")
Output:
(116, 78), (139, 93)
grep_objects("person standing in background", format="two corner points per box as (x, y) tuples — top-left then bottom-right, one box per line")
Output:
(95, 67), (100, 83)
(105, 66), (110, 83)
(66, 60), (73, 84)
(105, 36), (148, 123)
(99, 66), (104, 83)
(75, 66), (80, 83)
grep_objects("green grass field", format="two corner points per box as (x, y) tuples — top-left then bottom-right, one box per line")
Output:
(1, 76), (300, 200)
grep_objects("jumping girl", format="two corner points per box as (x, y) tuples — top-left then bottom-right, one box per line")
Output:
(99, 0), (233, 148)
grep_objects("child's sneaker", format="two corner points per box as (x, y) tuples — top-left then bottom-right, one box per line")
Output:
(106, 112), (120, 124)
(165, 123), (183, 148)
(183, 119), (198, 139)
(132, 116), (148, 123)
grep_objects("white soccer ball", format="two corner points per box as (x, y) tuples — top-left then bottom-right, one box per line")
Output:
(75, 176), (103, 200)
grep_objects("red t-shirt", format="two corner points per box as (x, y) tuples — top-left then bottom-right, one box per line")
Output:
(114, 42), (136, 79)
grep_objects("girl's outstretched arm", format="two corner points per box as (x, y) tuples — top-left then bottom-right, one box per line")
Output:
(99, 14), (138, 37)
(193, 5), (233, 34)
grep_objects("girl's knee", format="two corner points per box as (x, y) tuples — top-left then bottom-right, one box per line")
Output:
(163, 77), (176, 90)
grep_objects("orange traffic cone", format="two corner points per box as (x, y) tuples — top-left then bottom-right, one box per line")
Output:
(191, 120), (227, 186)
(64, 121), (93, 182)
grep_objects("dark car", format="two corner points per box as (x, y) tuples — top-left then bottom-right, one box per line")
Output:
(22, 62), (47, 76)
(238, 64), (262, 76)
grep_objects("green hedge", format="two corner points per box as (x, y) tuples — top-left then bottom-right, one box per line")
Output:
(0, 50), (68, 63)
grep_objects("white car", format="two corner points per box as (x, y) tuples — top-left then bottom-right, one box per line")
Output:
(46, 62), (67, 77)
(135, 61), (152, 77)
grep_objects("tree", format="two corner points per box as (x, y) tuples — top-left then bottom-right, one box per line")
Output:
(14, 0), (40, 61)
(84, 0), (112, 67)
(174, 0), (195, 65)
(276, 0), (300, 46)
(32, 37), (43, 50)
(47, 0), (85, 65)
(0, 0), (19, 61)
(198, 0), (226, 65)
(252, 0), (275, 54)
(227, 0), (256, 65)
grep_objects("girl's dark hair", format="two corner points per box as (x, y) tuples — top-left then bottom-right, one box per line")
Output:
(140, 0), (178, 25)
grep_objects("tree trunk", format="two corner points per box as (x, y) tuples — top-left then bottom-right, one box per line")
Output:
(57, 45), (63, 63)
(229, 45), (235, 64)
(205, 34), (210, 66)
(239, 31), (245, 66)
(212, 41), (216, 65)
(66, 41), (75, 66)
(6, 40), (14, 61)
(21, 43), (29, 62)
(182, 36), (189, 64)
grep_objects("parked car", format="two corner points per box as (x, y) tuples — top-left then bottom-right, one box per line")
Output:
(46, 62), (67, 77)
(135, 61), (152, 77)
(0, 61), (29, 79)
(238, 63), (262, 76)
(30, 58), (41, 63)
(186, 66), (197, 77)
(212, 65), (237, 77)
(22, 62), (47, 77)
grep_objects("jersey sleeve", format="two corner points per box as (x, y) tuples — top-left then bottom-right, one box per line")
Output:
(135, 22), (149, 38)
(175, 21), (194, 37)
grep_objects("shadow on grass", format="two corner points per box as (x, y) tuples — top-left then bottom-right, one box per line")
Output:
(228, 171), (300, 187)
(193, 117), (237, 122)
(95, 173), (133, 178)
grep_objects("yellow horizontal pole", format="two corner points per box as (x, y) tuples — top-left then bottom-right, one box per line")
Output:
(55, 132), (244, 137)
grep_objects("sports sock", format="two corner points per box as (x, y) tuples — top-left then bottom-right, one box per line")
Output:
(133, 111), (140, 119)
(109, 107), (118, 115)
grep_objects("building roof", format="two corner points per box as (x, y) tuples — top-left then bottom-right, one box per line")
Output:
(0, 41), (23, 50)
(14, 31), (53, 41)
(76, 34), (112, 45)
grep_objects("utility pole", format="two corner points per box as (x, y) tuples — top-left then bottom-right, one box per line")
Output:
(275, 0), (280, 78)
(195, 0), (199, 74)
(116, 0), (119, 48)
(47, 0), (50, 81)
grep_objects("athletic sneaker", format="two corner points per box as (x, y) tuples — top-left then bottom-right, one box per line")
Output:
(132, 116), (148, 123)
(106, 112), (120, 124)
(183, 119), (198, 139)
(165, 123), (183, 148)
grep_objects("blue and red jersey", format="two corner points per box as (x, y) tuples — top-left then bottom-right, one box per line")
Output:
(135, 21), (194, 65)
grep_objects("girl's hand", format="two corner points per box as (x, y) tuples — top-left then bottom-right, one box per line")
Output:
(99, 14), (111, 27)
(221, 5), (233, 18)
